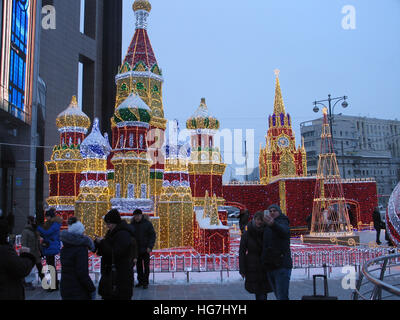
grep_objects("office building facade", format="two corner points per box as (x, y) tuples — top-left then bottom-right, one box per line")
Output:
(301, 115), (400, 206)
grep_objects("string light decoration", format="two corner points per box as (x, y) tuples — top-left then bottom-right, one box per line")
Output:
(110, 93), (153, 216)
(386, 182), (400, 246)
(115, 0), (167, 204)
(303, 107), (359, 245)
(45, 96), (90, 227)
(259, 70), (307, 186)
(75, 118), (112, 238)
(193, 191), (230, 254)
(158, 120), (194, 249)
(186, 98), (226, 207)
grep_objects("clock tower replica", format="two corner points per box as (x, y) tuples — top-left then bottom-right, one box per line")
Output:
(259, 70), (307, 184)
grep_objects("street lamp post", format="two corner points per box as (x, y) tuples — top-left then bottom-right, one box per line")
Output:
(313, 94), (349, 152)
(313, 94), (349, 177)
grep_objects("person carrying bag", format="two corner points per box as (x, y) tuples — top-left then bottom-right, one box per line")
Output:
(95, 209), (137, 300)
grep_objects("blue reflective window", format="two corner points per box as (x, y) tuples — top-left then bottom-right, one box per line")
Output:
(8, 0), (29, 120)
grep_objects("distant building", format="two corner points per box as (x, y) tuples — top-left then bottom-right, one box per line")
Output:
(301, 115), (400, 207)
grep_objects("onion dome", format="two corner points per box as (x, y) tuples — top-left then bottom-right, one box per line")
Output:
(80, 118), (112, 159)
(186, 98), (220, 130)
(133, 0), (152, 13)
(114, 93), (152, 124)
(56, 96), (91, 133)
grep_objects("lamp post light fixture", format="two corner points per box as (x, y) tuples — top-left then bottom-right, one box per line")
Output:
(312, 94), (349, 178)
(313, 94), (349, 151)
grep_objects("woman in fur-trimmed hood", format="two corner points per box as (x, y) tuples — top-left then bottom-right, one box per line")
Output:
(59, 217), (96, 300)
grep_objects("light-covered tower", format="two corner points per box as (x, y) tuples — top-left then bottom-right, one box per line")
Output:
(114, 0), (166, 204)
(157, 120), (194, 249)
(259, 70), (307, 184)
(45, 96), (90, 226)
(110, 93), (153, 217)
(186, 98), (226, 207)
(75, 118), (112, 238)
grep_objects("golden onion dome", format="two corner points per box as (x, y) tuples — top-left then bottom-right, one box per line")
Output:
(56, 96), (91, 132)
(186, 98), (220, 130)
(132, 0), (152, 13)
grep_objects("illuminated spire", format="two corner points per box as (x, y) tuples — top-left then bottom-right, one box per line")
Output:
(273, 69), (286, 115)
(133, 0), (152, 30)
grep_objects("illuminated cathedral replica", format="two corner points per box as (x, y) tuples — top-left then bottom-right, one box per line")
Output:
(45, 0), (381, 253)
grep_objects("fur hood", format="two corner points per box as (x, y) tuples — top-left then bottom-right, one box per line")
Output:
(60, 230), (94, 251)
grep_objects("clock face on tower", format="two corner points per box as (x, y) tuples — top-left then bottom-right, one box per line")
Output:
(277, 136), (290, 148)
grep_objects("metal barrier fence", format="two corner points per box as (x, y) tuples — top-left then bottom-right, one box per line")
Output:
(15, 234), (399, 284)
(352, 253), (400, 300)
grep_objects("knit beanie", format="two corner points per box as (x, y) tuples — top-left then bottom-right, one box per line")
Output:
(104, 209), (122, 224)
(68, 221), (85, 235)
(267, 204), (283, 215)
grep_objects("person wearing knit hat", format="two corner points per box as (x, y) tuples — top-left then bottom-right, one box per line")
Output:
(261, 204), (293, 300)
(130, 209), (156, 289)
(95, 209), (137, 300)
(59, 217), (96, 300)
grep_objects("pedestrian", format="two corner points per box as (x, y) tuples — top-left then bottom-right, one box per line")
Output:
(239, 211), (273, 300)
(130, 209), (156, 289)
(37, 208), (62, 291)
(0, 212), (36, 300)
(261, 204), (293, 300)
(21, 216), (44, 288)
(60, 217), (96, 300)
(239, 209), (250, 234)
(305, 213), (312, 233)
(372, 207), (383, 245)
(95, 209), (137, 300)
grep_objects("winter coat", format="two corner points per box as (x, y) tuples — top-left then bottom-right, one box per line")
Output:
(239, 221), (273, 295)
(59, 231), (96, 300)
(96, 221), (138, 300)
(261, 209), (293, 270)
(0, 244), (36, 300)
(130, 216), (156, 254)
(21, 224), (42, 263)
(372, 208), (383, 230)
(37, 216), (62, 256)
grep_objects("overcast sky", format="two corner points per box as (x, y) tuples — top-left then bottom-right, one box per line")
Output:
(122, 0), (400, 180)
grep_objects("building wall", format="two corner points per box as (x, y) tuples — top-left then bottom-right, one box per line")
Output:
(40, 0), (122, 204)
(0, 0), (42, 233)
(301, 115), (400, 207)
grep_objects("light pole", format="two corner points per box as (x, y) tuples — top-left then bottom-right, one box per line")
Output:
(313, 94), (349, 152)
(313, 94), (349, 178)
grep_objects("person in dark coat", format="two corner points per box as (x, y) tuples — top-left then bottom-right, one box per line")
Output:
(21, 216), (44, 286)
(372, 207), (383, 245)
(95, 209), (137, 300)
(60, 217), (96, 300)
(261, 204), (293, 300)
(0, 213), (36, 300)
(130, 209), (156, 289)
(239, 211), (273, 300)
(37, 208), (62, 291)
(239, 209), (250, 234)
